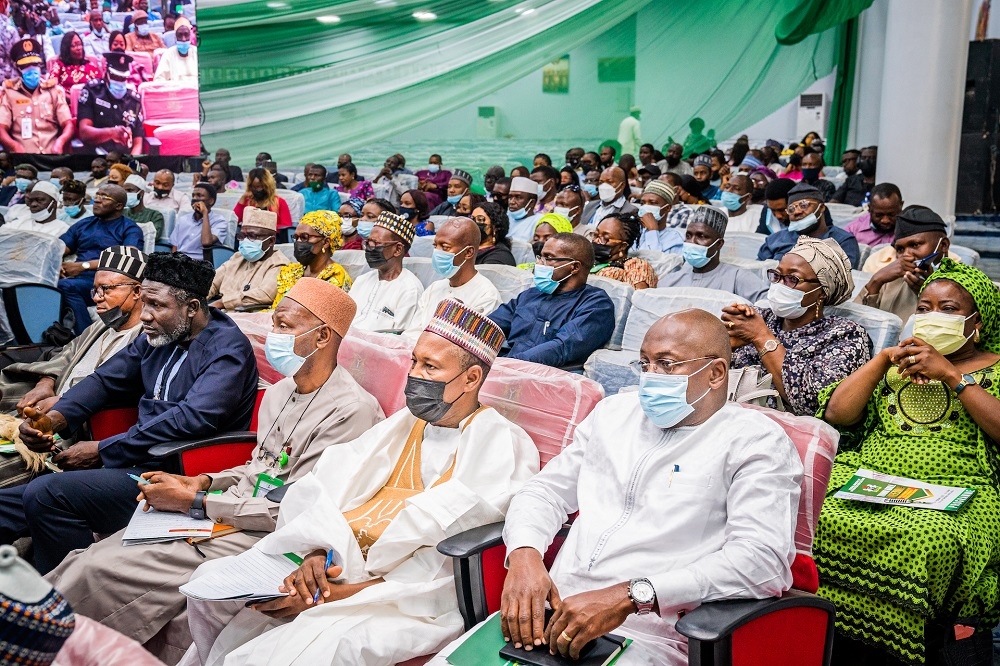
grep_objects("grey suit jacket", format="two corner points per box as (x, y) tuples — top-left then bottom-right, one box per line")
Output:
(582, 199), (639, 228)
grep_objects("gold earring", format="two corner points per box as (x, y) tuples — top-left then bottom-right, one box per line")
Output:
(815, 300), (821, 318)
(974, 328), (981, 344)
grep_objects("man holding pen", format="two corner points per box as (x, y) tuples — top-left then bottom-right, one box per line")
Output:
(46, 278), (384, 664)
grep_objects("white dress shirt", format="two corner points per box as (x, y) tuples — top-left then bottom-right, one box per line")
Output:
(349, 268), (425, 333)
(403, 272), (502, 340)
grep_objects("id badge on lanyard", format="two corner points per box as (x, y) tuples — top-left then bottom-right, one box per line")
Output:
(253, 473), (284, 498)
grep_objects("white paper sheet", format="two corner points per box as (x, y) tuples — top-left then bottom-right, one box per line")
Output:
(179, 548), (302, 601)
(121, 500), (216, 545)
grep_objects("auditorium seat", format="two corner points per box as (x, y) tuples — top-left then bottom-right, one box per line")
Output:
(826, 203), (864, 228)
(402, 257), (437, 289)
(720, 231), (768, 262)
(275, 189), (305, 225)
(476, 264), (533, 305)
(951, 243), (981, 266)
(509, 239), (534, 265)
(586, 275), (633, 350)
(628, 249), (683, 281)
(125, 51), (153, 81)
(331, 249), (374, 282)
(409, 235), (435, 258)
(826, 300), (902, 353)
(152, 122), (200, 156)
(723, 256), (778, 282)
(138, 81), (198, 134)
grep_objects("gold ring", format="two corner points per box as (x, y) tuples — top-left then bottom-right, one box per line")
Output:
(727, 321), (734, 329)
(909, 355), (917, 365)
(559, 631), (573, 643)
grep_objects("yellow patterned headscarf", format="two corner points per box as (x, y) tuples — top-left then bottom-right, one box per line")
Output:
(536, 213), (574, 234)
(299, 211), (344, 251)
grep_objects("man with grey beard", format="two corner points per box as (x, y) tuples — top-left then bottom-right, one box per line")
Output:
(1, 252), (259, 573)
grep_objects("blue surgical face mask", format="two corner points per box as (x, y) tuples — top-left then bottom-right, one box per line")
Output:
(357, 221), (375, 239)
(239, 238), (266, 262)
(14, 177), (30, 192)
(682, 239), (720, 268)
(20, 66), (40, 90)
(582, 183), (598, 197)
(788, 205), (823, 233)
(431, 246), (469, 278)
(720, 191), (746, 211)
(533, 261), (575, 295)
(447, 194), (463, 205)
(638, 360), (713, 429)
(136, 23), (150, 36)
(765, 208), (782, 234)
(427, 164), (440, 174)
(125, 192), (140, 208)
(63, 204), (82, 217)
(509, 205), (529, 221)
(175, 40), (190, 55)
(264, 325), (321, 377)
(108, 80), (128, 99)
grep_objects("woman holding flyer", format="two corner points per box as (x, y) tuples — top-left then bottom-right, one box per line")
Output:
(816, 258), (1000, 666)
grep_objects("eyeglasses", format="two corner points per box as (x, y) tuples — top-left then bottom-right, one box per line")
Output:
(766, 269), (820, 288)
(536, 254), (576, 266)
(90, 282), (135, 298)
(235, 231), (273, 242)
(785, 201), (820, 216)
(93, 193), (116, 202)
(363, 239), (399, 250)
(591, 235), (625, 245)
(471, 215), (489, 225)
(629, 356), (716, 376)
(292, 234), (323, 243)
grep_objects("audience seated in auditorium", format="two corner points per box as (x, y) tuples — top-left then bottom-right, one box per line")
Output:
(582, 166), (637, 228)
(800, 150), (836, 202)
(523, 212), (574, 268)
(719, 174), (762, 233)
(214, 148), (243, 183)
(234, 168), (292, 230)
(145, 168), (191, 215)
(337, 195), (365, 249)
(403, 217), (502, 339)
(0, 39), (73, 156)
(401, 188), (432, 236)
(76, 53), (144, 155)
(725, 236), (870, 416)
(636, 180), (683, 252)
(844, 182), (902, 248)
(272, 210), (351, 308)
(81, 156), (108, 188)
(754, 176), (795, 234)
(550, 184), (587, 236)
(660, 206), (769, 303)
(371, 153), (416, 207)
(436, 309), (801, 665)
(474, 201), (515, 266)
(857, 205), (952, 323)
(48, 31), (102, 90)
(757, 182), (860, 267)
(59, 184), (142, 334)
(182, 299), (538, 665)
(123, 174), (165, 238)
(831, 145), (876, 206)
(47, 278), (382, 664)
(490, 175), (511, 211)
(592, 212), (657, 289)
(154, 16), (196, 82)
(816, 260), (1000, 665)
(170, 182), (227, 261)
(415, 153), (450, 209)
(254, 152), (288, 185)
(454, 192), (485, 218)
(0, 163), (35, 206)
(345, 196), (395, 250)
(489, 232), (614, 367)
(207, 208), (287, 312)
(81, 9), (108, 58)
(335, 161), (373, 202)
(506, 176), (543, 243)
(57, 179), (90, 224)
(49, 166), (73, 189)
(483, 164), (505, 202)
(692, 154), (721, 200)
(348, 211), (424, 333)
(530, 165), (559, 214)
(429, 168), (472, 217)
(3, 181), (66, 237)
(123, 12), (163, 52)
(6, 253), (258, 574)
(300, 163), (337, 214)
(106, 162), (132, 187)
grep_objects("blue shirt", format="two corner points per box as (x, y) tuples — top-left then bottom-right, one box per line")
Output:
(170, 209), (229, 260)
(757, 224), (860, 268)
(488, 284), (615, 367)
(59, 214), (143, 263)
(301, 185), (339, 213)
(55, 308), (259, 468)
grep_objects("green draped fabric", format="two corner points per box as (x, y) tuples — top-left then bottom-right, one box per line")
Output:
(775, 0), (874, 45)
(824, 18), (860, 166)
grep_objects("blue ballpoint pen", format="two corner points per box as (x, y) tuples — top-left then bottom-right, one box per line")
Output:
(313, 549), (334, 603)
(128, 473), (150, 485)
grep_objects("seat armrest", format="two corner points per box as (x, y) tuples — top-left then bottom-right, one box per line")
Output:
(675, 590), (833, 642)
(265, 482), (293, 503)
(437, 522), (504, 559)
(148, 432), (256, 459)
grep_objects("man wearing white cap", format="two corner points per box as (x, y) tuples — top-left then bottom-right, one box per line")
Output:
(207, 208), (288, 312)
(123, 173), (165, 239)
(506, 176), (542, 243)
(154, 16), (197, 82)
(2, 181), (68, 237)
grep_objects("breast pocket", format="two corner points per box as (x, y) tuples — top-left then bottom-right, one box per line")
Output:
(640, 471), (716, 544)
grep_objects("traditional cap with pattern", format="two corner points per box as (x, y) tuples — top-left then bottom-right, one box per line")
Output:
(451, 169), (473, 187)
(642, 180), (675, 204)
(98, 246), (146, 280)
(144, 251), (214, 298)
(424, 298), (506, 366)
(375, 211), (415, 245)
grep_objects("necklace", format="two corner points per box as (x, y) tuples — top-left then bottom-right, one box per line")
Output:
(256, 376), (329, 468)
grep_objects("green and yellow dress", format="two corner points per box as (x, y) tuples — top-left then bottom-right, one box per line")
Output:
(270, 262), (352, 310)
(814, 361), (1000, 664)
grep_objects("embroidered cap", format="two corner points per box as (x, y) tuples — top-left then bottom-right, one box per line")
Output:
(283, 277), (355, 338)
(375, 211), (415, 245)
(243, 207), (278, 232)
(642, 180), (675, 204)
(693, 154), (713, 169)
(0, 545), (76, 666)
(424, 298), (506, 366)
(451, 169), (473, 187)
(143, 252), (214, 298)
(98, 245), (146, 281)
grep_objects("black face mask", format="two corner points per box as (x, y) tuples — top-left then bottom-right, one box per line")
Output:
(592, 241), (613, 264)
(364, 244), (389, 269)
(252, 189), (268, 201)
(293, 240), (316, 265)
(404, 373), (463, 423)
(153, 188), (170, 198)
(477, 223), (490, 242)
(531, 240), (545, 258)
(858, 158), (876, 178)
(752, 187), (766, 203)
(492, 196), (508, 209)
(801, 167), (821, 182)
(666, 155), (680, 167)
(98, 303), (131, 329)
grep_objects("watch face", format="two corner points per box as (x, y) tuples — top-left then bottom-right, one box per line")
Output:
(631, 580), (655, 603)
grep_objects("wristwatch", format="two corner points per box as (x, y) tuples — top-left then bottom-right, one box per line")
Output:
(758, 339), (780, 357)
(628, 578), (656, 615)
(953, 373), (979, 395)
(80, 261), (92, 271)
(189, 491), (207, 520)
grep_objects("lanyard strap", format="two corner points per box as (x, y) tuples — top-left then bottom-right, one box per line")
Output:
(153, 348), (188, 401)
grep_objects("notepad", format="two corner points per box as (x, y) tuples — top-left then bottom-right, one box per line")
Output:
(179, 548), (304, 602)
(121, 500), (218, 545)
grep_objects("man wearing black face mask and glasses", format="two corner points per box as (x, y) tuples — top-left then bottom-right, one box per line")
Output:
(348, 211), (425, 332)
(0, 246), (145, 415)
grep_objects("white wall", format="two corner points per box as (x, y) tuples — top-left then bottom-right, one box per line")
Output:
(849, 0), (889, 149)
(730, 73), (836, 145)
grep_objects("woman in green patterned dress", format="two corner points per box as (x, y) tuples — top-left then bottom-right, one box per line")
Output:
(815, 259), (1000, 666)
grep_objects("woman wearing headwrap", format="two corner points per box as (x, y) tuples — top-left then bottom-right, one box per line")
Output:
(338, 196), (366, 250)
(474, 201), (514, 266)
(516, 212), (575, 271)
(271, 211), (351, 308)
(722, 236), (871, 415)
(814, 259), (1000, 665)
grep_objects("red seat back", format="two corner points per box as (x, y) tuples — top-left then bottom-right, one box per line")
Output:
(181, 440), (256, 477)
(731, 605), (831, 666)
(89, 407), (139, 440)
(152, 122), (200, 156)
(138, 81), (198, 124)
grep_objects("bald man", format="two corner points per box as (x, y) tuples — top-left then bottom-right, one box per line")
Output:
(145, 168), (192, 216)
(403, 217), (502, 339)
(436, 310), (803, 665)
(582, 166), (638, 227)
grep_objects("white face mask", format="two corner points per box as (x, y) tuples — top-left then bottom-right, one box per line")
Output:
(767, 282), (823, 320)
(912, 311), (977, 356)
(553, 205), (578, 220)
(30, 203), (54, 222)
(598, 182), (618, 203)
(638, 203), (665, 221)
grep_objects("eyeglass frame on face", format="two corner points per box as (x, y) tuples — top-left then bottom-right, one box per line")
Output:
(591, 230), (626, 245)
(235, 230), (273, 242)
(629, 355), (717, 376)
(363, 238), (400, 251)
(292, 233), (324, 243)
(785, 200), (822, 217)
(471, 214), (489, 225)
(93, 192), (117, 203)
(535, 251), (577, 267)
(766, 269), (820, 289)
(90, 282), (136, 299)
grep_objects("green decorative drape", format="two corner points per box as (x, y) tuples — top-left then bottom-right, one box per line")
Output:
(824, 17), (860, 166)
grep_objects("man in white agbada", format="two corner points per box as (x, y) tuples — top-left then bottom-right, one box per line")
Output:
(434, 309), (802, 665)
(349, 211), (424, 333)
(402, 217), (501, 339)
(181, 298), (540, 666)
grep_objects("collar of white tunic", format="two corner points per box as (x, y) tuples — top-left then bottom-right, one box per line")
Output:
(420, 410), (478, 487)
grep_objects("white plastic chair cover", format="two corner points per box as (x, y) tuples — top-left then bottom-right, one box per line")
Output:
(136, 222), (156, 254)
(331, 249), (373, 282)
(275, 190), (305, 226)
(720, 232), (768, 261)
(826, 300), (902, 353)
(510, 239), (534, 265)
(409, 235), (436, 258)
(477, 264), (533, 305)
(628, 249), (684, 282)
(276, 243), (294, 262)
(851, 270), (873, 300)
(587, 275), (633, 350)
(402, 257), (438, 289)
(950, 244), (981, 267)
(0, 229), (66, 344)
(722, 257), (778, 282)
(857, 243), (872, 267)
(826, 203), (864, 228)
(159, 208), (176, 240)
